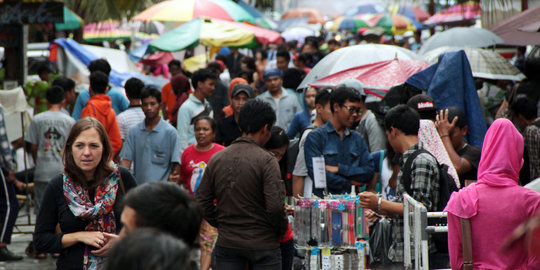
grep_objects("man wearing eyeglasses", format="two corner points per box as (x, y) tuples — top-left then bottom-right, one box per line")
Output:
(304, 87), (374, 197)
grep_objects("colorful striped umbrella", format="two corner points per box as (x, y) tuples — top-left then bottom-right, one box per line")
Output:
(388, 5), (429, 22)
(83, 20), (131, 42)
(343, 3), (387, 17)
(149, 18), (281, 52)
(133, 0), (255, 23)
(236, 0), (276, 29)
(424, 2), (481, 26)
(281, 8), (325, 25)
(355, 13), (417, 35)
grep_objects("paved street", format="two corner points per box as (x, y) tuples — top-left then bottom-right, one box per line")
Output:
(1, 203), (55, 270)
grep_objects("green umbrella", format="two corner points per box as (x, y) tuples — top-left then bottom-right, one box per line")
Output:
(55, 7), (84, 31)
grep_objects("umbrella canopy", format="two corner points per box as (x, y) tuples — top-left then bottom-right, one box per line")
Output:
(83, 20), (131, 42)
(388, 5), (429, 22)
(418, 27), (503, 55)
(149, 18), (281, 52)
(133, 0), (255, 23)
(281, 25), (318, 42)
(356, 13), (417, 35)
(422, 46), (525, 81)
(310, 59), (429, 98)
(488, 5), (540, 46)
(55, 7), (84, 31)
(281, 8), (325, 25)
(297, 44), (424, 90)
(343, 3), (386, 17)
(329, 16), (370, 31)
(424, 2), (480, 26)
(125, 21), (165, 41)
(236, 0), (276, 29)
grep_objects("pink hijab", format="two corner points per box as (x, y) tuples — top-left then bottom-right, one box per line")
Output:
(445, 118), (524, 218)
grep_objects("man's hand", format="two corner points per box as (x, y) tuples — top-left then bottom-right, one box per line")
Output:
(14, 180), (26, 192)
(359, 191), (380, 211)
(325, 165), (339, 174)
(435, 108), (457, 136)
(91, 233), (119, 257)
(6, 170), (17, 184)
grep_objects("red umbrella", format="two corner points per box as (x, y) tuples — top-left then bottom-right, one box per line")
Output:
(488, 5), (540, 46)
(309, 59), (429, 98)
(281, 8), (325, 25)
(424, 2), (480, 26)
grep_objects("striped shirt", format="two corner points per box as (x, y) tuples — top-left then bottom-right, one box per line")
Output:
(117, 106), (145, 140)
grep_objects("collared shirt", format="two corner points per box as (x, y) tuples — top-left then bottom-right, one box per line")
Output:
(120, 118), (180, 184)
(116, 106), (145, 140)
(215, 115), (241, 147)
(177, 94), (213, 155)
(0, 106), (15, 171)
(304, 121), (374, 197)
(256, 88), (301, 132)
(388, 142), (440, 262)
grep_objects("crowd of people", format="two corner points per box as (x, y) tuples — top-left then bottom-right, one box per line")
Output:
(0, 32), (537, 270)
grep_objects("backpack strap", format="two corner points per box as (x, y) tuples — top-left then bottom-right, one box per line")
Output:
(460, 218), (473, 270)
(378, 150), (385, 182)
(401, 148), (430, 196)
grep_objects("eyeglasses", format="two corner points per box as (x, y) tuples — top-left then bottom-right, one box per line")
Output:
(342, 105), (362, 115)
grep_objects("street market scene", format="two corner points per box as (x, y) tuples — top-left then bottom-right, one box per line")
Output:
(0, 0), (539, 269)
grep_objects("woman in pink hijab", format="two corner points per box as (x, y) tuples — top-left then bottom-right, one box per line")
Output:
(445, 118), (540, 269)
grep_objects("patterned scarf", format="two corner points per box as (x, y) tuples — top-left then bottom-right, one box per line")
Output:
(63, 163), (120, 270)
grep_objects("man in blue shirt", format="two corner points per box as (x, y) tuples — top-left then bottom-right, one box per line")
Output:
(120, 87), (181, 184)
(304, 87), (374, 197)
(72, 59), (129, 120)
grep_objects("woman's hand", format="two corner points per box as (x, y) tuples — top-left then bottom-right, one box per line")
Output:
(91, 233), (119, 257)
(76, 231), (107, 249)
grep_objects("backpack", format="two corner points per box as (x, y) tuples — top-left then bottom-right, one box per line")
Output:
(401, 148), (459, 254)
(286, 126), (315, 195)
(401, 149), (458, 212)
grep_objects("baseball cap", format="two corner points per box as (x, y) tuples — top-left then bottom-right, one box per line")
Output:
(407, 94), (437, 120)
(263, 68), (282, 80)
(336, 78), (365, 96)
(231, 84), (254, 98)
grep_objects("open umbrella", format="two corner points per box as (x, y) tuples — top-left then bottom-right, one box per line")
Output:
(133, 0), (255, 24)
(83, 20), (131, 42)
(329, 16), (371, 32)
(149, 18), (281, 52)
(424, 2), (481, 26)
(488, 5), (540, 46)
(55, 7), (84, 31)
(418, 27), (504, 55)
(356, 13), (417, 35)
(422, 46), (525, 81)
(310, 59), (429, 98)
(235, 0), (276, 29)
(281, 25), (318, 42)
(297, 44), (425, 90)
(281, 8), (325, 25)
(343, 3), (387, 17)
(388, 5), (429, 22)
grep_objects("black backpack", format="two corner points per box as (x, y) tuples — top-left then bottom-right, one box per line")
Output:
(401, 148), (459, 254)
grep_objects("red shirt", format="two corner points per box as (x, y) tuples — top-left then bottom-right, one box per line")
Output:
(180, 143), (225, 195)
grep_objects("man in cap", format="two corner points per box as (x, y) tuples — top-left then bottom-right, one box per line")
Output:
(216, 84), (254, 146)
(338, 79), (386, 153)
(257, 68), (301, 132)
(407, 94), (437, 121)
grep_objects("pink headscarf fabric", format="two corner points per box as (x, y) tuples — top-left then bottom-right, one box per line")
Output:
(418, 120), (460, 188)
(445, 118), (524, 218)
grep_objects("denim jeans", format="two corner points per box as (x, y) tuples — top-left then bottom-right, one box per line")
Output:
(212, 246), (282, 270)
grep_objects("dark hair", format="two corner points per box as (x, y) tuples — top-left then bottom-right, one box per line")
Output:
(236, 69), (255, 84)
(104, 228), (190, 270)
(63, 118), (113, 188)
(328, 39), (339, 46)
(206, 61), (223, 74)
(191, 69), (217, 90)
(140, 87), (162, 104)
(276, 50), (290, 62)
(238, 99), (276, 134)
(122, 182), (202, 247)
(256, 49), (268, 60)
(88, 59), (112, 76)
(286, 40), (298, 51)
(445, 106), (468, 127)
(511, 97), (537, 120)
(524, 57), (540, 82)
(52, 76), (75, 93)
(46, 85), (64, 104)
(194, 115), (216, 133)
(89, 71), (109, 94)
(37, 63), (51, 75)
(384, 104), (420, 136)
(215, 54), (228, 66)
(124, 77), (145, 100)
(168, 59), (181, 69)
(264, 126), (289, 181)
(282, 68), (306, 90)
(241, 56), (256, 70)
(330, 86), (362, 113)
(315, 88), (332, 106)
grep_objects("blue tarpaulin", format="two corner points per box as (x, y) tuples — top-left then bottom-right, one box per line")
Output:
(406, 50), (487, 147)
